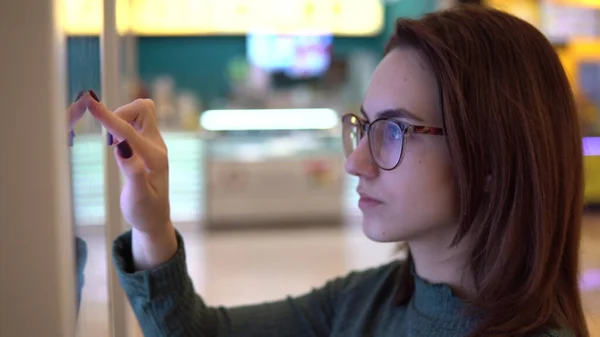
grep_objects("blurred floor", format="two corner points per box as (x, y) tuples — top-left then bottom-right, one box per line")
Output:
(77, 214), (600, 337)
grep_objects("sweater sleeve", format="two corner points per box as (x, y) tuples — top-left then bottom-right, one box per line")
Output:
(112, 230), (361, 337)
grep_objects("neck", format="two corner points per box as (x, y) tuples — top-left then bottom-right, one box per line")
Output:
(408, 227), (475, 299)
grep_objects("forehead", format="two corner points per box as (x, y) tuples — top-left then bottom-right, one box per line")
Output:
(363, 47), (441, 124)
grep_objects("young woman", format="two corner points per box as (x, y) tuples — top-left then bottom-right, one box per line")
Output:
(81, 4), (588, 337)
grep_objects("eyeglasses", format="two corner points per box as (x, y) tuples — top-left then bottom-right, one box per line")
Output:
(342, 114), (444, 170)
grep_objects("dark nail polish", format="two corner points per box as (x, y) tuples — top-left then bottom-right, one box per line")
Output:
(117, 141), (133, 159)
(75, 90), (84, 102)
(107, 133), (114, 146)
(88, 90), (100, 102)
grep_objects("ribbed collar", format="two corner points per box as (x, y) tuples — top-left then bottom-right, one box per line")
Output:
(408, 266), (481, 334)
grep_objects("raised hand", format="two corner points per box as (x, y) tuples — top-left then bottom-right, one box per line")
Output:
(85, 96), (177, 270)
(68, 91), (89, 146)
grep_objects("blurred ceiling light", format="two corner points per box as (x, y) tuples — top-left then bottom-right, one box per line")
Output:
(200, 108), (339, 131)
(61, 0), (384, 36)
(550, 0), (600, 9)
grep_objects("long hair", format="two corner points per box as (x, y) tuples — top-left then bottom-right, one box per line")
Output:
(388, 5), (588, 337)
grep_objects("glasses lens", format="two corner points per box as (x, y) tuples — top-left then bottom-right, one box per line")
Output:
(369, 120), (404, 169)
(342, 115), (361, 157)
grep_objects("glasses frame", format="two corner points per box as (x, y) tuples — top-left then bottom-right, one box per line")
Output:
(342, 113), (444, 170)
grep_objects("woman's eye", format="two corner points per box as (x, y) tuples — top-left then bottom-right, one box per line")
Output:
(386, 124), (402, 140)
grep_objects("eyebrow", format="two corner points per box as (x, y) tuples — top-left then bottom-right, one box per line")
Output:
(360, 106), (424, 123)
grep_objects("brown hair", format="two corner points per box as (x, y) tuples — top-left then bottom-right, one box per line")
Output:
(388, 5), (588, 337)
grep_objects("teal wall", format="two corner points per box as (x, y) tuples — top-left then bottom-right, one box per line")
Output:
(67, 36), (101, 102)
(382, 0), (438, 39)
(136, 36), (384, 104)
(67, 1), (438, 104)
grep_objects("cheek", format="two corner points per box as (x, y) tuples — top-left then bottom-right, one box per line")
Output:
(363, 147), (457, 242)
(383, 148), (457, 214)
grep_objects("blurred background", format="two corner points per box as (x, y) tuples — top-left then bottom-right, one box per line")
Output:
(3, 0), (600, 336)
(66, 0), (600, 336)
(65, 0), (600, 231)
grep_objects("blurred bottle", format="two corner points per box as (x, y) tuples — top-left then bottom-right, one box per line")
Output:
(136, 81), (151, 99)
(176, 91), (202, 131)
(152, 76), (177, 129)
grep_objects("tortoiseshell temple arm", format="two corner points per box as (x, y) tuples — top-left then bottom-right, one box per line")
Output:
(413, 125), (444, 135)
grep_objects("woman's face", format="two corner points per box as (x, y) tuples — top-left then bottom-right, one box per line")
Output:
(345, 47), (459, 243)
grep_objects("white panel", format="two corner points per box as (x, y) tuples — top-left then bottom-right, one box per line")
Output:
(102, 0), (130, 336)
(0, 0), (76, 336)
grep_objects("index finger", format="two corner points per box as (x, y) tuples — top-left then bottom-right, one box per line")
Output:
(112, 101), (166, 150)
(113, 99), (162, 139)
(85, 96), (166, 170)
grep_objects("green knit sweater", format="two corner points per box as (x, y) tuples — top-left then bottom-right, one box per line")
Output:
(106, 231), (571, 337)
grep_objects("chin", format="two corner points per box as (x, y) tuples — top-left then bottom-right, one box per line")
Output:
(362, 216), (404, 243)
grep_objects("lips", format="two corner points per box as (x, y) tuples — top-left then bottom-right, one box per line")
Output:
(357, 190), (383, 209)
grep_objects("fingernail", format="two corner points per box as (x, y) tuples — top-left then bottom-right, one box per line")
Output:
(69, 130), (76, 147)
(75, 90), (84, 102)
(86, 90), (113, 147)
(117, 141), (133, 159)
(88, 90), (100, 102)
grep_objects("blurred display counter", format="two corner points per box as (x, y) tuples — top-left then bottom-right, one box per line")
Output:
(72, 131), (203, 227)
(201, 108), (345, 228)
(70, 131), (600, 231)
(72, 129), (353, 232)
(585, 137), (600, 205)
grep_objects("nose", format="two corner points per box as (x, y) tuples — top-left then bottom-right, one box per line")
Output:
(345, 136), (378, 178)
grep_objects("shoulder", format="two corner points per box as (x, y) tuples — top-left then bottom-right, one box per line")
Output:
(312, 260), (405, 322)
(327, 259), (404, 297)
